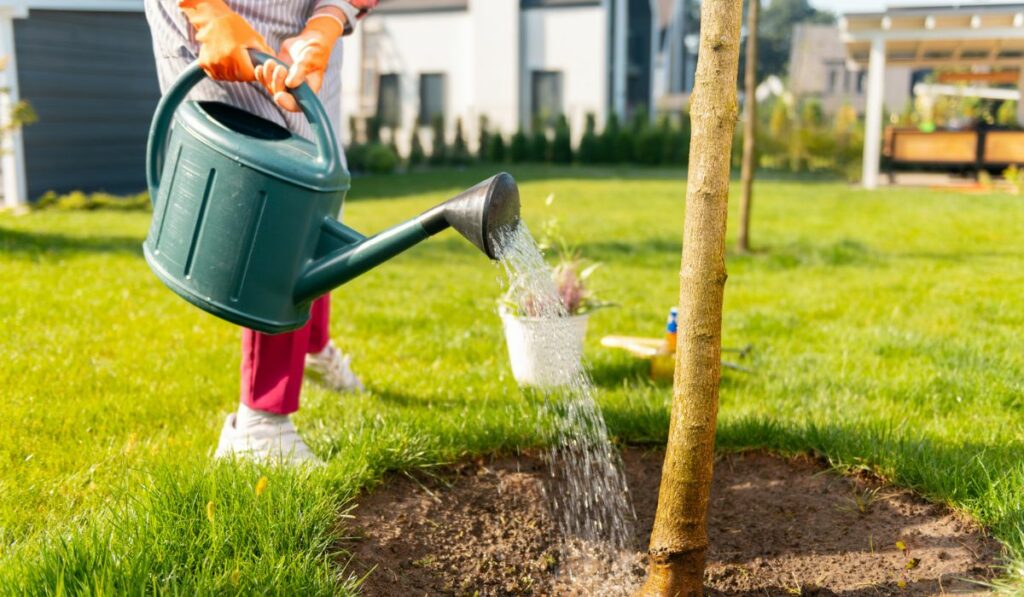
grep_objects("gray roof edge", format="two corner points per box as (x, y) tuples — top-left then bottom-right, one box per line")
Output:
(845, 3), (1024, 18)
(521, 0), (601, 8)
(376, 0), (468, 14)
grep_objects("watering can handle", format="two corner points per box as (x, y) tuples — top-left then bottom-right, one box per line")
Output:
(146, 50), (340, 202)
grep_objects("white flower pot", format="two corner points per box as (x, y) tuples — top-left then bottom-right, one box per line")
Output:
(500, 308), (590, 388)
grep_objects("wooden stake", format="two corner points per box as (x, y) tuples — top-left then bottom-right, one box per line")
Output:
(737, 0), (759, 254)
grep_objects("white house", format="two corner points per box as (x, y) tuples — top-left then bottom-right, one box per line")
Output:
(342, 0), (693, 156)
(0, 0), (691, 206)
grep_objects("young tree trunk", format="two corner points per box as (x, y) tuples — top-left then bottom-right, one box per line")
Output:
(737, 0), (759, 254)
(637, 0), (743, 595)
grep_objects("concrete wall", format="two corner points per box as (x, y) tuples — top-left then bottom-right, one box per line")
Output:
(470, 0), (519, 137)
(521, 3), (607, 143)
(348, 8), (473, 156)
(883, 67), (914, 115)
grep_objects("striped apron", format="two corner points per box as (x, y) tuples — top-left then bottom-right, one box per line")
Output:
(143, 0), (346, 156)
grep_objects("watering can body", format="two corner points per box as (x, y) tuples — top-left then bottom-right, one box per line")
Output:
(146, 53), (520, 334)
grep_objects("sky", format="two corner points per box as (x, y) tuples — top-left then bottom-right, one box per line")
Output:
(808, 0), (1018, 15)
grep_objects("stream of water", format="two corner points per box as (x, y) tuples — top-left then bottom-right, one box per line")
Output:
(493, 224), (639, 588)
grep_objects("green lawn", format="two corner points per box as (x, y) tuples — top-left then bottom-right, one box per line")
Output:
(2, 166), (1023, 593)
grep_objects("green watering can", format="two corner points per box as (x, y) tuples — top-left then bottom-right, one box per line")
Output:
(146, 52), (520, 334)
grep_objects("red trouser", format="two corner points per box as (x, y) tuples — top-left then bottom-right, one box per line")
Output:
(240, 295), (330, 415)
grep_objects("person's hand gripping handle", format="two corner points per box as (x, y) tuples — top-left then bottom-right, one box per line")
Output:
(253, 9), (347, 113)
(178, 0), (274, 82)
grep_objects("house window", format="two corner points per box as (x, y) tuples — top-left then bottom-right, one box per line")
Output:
(856, 71), (866, 94)
(418, 73), (446, 126)
(531, 70), (563, 127)
(828, 68), (838, 93)
(376, 74), (401, 128)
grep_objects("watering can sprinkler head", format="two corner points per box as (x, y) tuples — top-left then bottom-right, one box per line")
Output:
(417, 172), (521, 260)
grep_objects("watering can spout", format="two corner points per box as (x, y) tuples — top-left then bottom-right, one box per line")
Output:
(293, 173), (520, 304)
(417, 172), (520, 260)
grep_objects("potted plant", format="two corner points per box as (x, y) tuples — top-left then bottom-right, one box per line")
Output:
(499, 198), (612, 387)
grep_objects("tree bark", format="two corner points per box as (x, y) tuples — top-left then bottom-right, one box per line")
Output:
(637, 0), (743, 595)
(737, 0), (759, 254)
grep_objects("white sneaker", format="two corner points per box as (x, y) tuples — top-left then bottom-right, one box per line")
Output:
(305, 340), (365, 393)
(214, 404), (322, 466)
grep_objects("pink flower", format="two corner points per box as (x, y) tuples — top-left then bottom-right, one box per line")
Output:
(554, 262), (586, 316)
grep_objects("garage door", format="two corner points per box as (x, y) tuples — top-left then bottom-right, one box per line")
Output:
(16, 10), (161, 199)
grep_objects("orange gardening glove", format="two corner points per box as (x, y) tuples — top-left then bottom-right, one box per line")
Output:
(179, 0), (274, 82)
(254, 10), (345, 113)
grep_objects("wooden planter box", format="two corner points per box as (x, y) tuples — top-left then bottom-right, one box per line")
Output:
(883, 127), (1024, 180)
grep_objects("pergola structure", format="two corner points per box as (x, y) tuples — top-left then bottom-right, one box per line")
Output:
(841, 3), (1024, 189)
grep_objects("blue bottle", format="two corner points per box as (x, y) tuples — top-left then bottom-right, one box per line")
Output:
(664, 307), (679, 353)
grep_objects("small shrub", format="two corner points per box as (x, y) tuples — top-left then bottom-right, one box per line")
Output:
(613, 128), (635, 163)
(529, 126), (550, 163)
(659, 115), (688, 166)
(800, 99), (825, 129)
(477, 116), (491, 161)
(755, 97), (865, 179)
(1004, 164), (1023, 194)
(756, 129), (788, 170)
(674, 107), (692, 165)
(365, 116), (381, 144)
(577, 114), (600, 164)
(509, 129), (529, 163)
(997, 100), (1018, 128)
(802, 126), (837, 172)
(366, 143), (399, 174)
(598, 113), (621, 163)
(895, 99), (917, 128)
(630, 107), (649, 134)
(408, 128), (425, 167)
(429, 114), (447, 166)
(978, 169), (994, 190)
(450, 117), (471, 166)
(486, 132), (507, 163)
(834, 104), (859, 135)
(551, 115), (573, 164)
(346, 143), (370, 173)
(833, 107), (864, 182)
(348, 116), (361, 143)
(635, 116), (665, 166)
(768, 99), (791, 139)
(34, 190), (150, 211)
(9, 100), (36, 131)
(610, 108), (649, 163)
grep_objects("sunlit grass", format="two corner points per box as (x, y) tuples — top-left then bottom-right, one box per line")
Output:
(2, 166), (1023, 591)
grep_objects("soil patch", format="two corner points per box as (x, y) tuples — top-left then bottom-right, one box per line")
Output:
(346, 448), (1000, 595)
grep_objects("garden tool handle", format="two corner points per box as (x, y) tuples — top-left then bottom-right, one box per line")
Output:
(146, 50), (339, 203)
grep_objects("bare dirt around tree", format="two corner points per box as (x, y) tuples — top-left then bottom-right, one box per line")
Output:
(346, 448), (1001, 596)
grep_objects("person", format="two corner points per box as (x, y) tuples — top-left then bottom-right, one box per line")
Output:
(144, 0), (378, 465)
